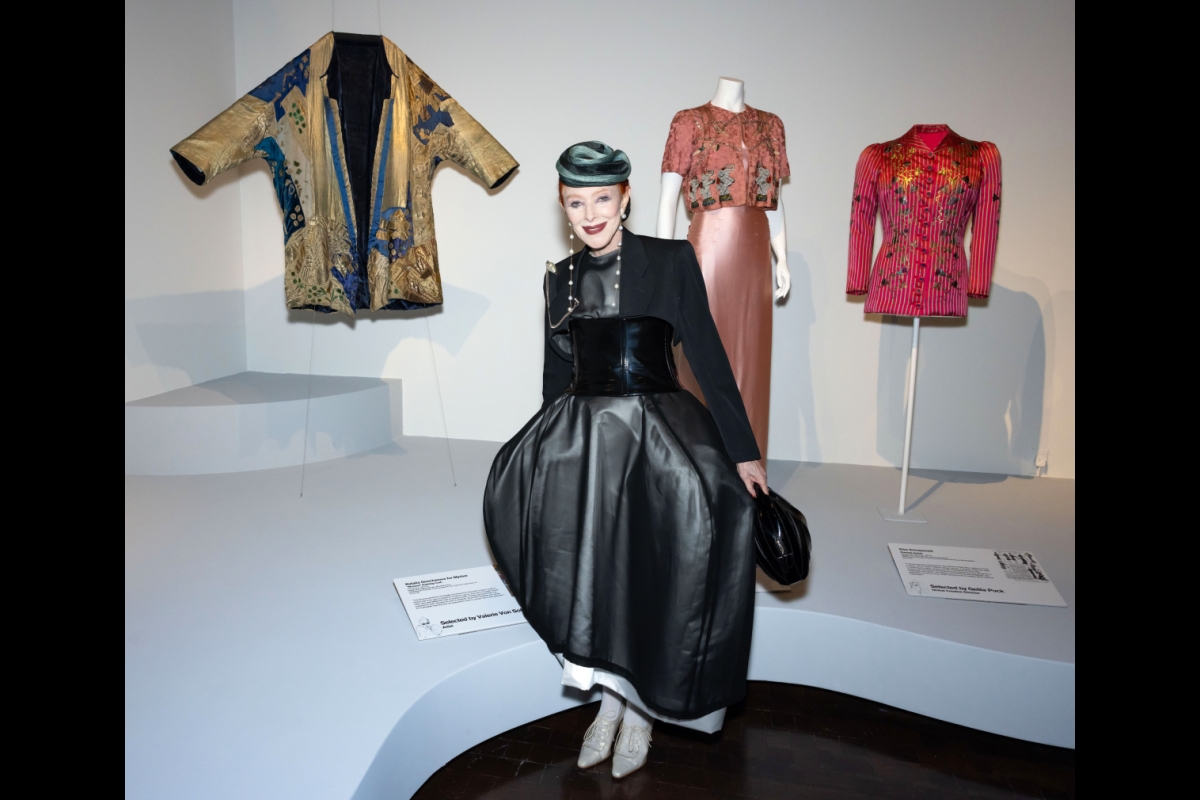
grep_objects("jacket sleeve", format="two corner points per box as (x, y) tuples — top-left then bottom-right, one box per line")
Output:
(967, 142), (1002, 298)
(675, 243), (761, 463)
(410, 60), (519, 190)
(846, 144), (882, 295)
(171, 46), (314, 185)
(542, 277), (574, 408)
(170, 94), (273, 186)
(771, 113), (790, 181)
(661, 110), (695, 175)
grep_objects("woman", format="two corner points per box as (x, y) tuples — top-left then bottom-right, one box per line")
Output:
(484, 142), (766, 779)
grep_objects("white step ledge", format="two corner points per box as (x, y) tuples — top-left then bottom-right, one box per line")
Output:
(125, 371), (402, 475)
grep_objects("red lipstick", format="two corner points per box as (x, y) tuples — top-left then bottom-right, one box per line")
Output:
(582, 222), (607, 236)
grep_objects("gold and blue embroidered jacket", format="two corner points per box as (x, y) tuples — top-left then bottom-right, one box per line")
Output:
(171, 32), (518, 315)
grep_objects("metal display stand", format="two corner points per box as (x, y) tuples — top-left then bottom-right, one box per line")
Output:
(879, 317), (927, 523)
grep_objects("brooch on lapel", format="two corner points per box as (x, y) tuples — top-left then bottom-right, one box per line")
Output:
(545, 260), (557, 274)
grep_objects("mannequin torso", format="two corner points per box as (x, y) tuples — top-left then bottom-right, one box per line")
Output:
(710, 76), (746, 113)
(657, 78), (789, 299)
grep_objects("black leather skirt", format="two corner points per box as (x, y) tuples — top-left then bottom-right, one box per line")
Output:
(484, 317), (756, 721)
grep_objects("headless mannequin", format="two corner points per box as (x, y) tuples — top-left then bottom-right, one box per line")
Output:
(656, 78), (790, 299)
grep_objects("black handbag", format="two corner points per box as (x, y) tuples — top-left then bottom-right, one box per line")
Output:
(752, 487), (812, 586)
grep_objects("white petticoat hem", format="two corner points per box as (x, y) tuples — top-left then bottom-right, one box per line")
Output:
(558, 656), (726, 734)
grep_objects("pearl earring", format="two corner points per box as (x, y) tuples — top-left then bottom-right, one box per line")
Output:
(568, 219), (574, 256)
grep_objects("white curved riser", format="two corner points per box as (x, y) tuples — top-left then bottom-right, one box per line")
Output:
(125, 383), (399, 475)
(747, 608), (1074, 748)
(349, 609), (1074, 800)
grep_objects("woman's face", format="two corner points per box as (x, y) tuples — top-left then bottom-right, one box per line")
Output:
(562, 184), (630, 254)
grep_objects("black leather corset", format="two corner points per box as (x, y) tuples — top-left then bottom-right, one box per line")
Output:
(568, 316), (681, 396)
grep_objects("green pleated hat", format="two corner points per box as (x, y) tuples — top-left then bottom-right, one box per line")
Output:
(556, 141), (631, 187)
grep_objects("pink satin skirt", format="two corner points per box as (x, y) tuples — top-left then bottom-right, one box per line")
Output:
(677, 206), (772, 464)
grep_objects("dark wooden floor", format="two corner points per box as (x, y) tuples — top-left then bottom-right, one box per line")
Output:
(413, 682), (1074, 799)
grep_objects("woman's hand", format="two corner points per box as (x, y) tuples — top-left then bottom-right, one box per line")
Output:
(736, 461), (768, 497)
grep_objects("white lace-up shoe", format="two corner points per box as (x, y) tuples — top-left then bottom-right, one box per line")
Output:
(611, 723), (652, 778)
(577, 714), (621, 768)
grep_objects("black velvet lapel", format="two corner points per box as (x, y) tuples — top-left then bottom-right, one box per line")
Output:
(550, 229), (651, 324)
(618, 231), (652, 317)
(547, 252), (573, 328)
(327, 33), (393, 307)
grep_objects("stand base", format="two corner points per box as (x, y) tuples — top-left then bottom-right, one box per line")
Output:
(878, 505), (927, 523)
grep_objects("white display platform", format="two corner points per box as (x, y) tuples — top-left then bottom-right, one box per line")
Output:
(125, 436), (1074, 800)
(748, 462), (1074, 754)
(125, 372), (402, 475)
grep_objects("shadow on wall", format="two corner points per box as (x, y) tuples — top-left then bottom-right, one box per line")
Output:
(254, 276), (492, 358)
(769, 248), (821, 462)
(125, 290), (247, 400)
(875, 283), (1045, 476)
(127, 280), (489, 403)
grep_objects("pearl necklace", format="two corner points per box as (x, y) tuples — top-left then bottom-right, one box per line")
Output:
(569, 225), (622, 309)
(548, 222), (622, 328)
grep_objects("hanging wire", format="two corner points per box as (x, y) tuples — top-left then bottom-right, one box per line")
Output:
(328, 0), (382, 34)
(369, 3), (457, 488)
(304, 0), (393, 498)
(299, 308), (318, 496)
(424, 308), (458, 487)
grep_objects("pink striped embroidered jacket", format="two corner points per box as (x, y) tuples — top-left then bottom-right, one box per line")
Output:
(847, 125), (1001, 317)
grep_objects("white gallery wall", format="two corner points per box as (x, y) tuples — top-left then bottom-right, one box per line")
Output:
(125, 0), (246, 401)
(132, 0), (1075, 478)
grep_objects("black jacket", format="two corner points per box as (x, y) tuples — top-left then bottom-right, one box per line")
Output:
(542, 231), (760, 464)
